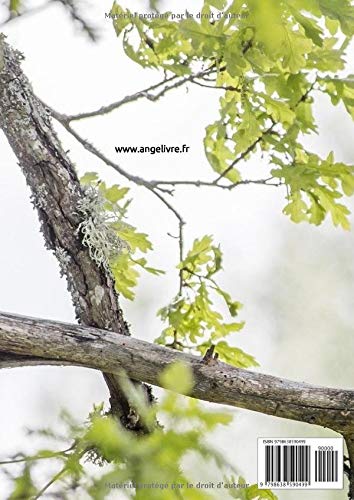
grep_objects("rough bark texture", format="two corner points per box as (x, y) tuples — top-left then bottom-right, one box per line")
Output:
(1, 312), (354, 437)
(0, 36), (152, 431)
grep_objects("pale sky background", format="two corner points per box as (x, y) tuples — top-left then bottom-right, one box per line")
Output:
(0, 0), (354, 498)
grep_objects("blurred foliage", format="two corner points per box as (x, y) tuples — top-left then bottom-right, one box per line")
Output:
(1, 364), (275, 499)
(1, 0), (99, 40)
(149, 0), (159, 11)
(111, 0), (354, 229)
(8, 0), (21, 15)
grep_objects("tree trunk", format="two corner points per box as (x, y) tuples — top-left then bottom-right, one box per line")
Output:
(0, 35), (152, 432)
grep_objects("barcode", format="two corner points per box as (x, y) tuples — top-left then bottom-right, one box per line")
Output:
(258, 437), (343, 489)
(315, 450), (338, 482)
(265, 445), (310, 483)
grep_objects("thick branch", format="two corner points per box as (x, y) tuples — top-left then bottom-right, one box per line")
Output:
(1, 311), (354, 436)
(0, 35), (152, 431)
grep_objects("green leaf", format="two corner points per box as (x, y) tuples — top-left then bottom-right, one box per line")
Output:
(283, 191), (309, 223)
(214, 287), (243, 317)
(80, 171), (99, 185)
(291, 8), (324, 46)
(111, 3), (133, 36)
(133, 257), (165, 275)
(9, 0), (21, 13)
(115, 226), (153, 253)
(315, 186), (351, 230)
(207, 0), (227, 8)
(214, 341), (259, 368)
(319, 0), (354, 36)
(263, 95), (296, 127)
(342, 174), (354, 196)
(179, 235), (214, 274)
(308, 192), (326, 225)
(110, 251), (140, 300)
(282, 29), (313, 72)
(104, 185), (129, 203)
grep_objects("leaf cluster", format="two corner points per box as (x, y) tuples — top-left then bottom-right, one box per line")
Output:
(111, 0), (354, 229)
(157, 236), (258, 368)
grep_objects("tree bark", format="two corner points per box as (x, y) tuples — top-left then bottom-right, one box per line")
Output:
(1, 311), (354, 437)
(0, 35), (152, 432)
(345, 435), (354, 499)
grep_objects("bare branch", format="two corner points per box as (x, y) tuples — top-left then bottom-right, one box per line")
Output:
(149, 177), (282, 190)
(64, 68), (217, 123)
(65, 74), (183, 122)
(0, 311), (354, 435)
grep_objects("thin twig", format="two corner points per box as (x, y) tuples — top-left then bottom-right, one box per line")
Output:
(191, 80), (241, 92)
(214, 125), (276, 184)
(34, 466), (67, 500)
(52, 108), (185, 218)
(150, 177), (281, 189)
(65, 74), (180, 122)
(50, 107), (162, 190)
(178, 219), (185, 295)
(0, 445), (75, 465)
(65, 68), (218, 123)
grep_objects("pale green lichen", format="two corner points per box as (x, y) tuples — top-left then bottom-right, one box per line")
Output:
(77, 187), (129, 272)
